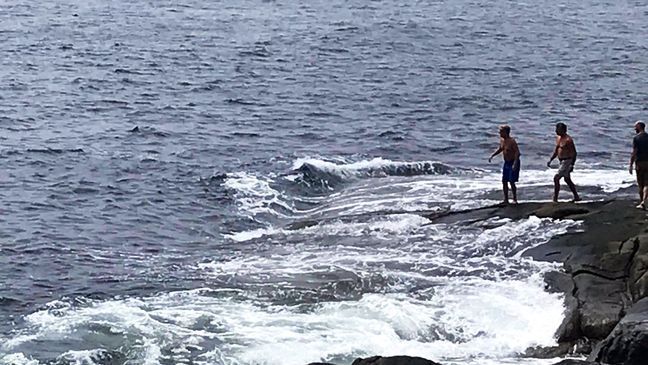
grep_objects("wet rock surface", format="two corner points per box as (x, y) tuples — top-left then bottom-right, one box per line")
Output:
(352, 356), (442, 365)
(307, 356), (443, 365)
(588, 297), (648, 365)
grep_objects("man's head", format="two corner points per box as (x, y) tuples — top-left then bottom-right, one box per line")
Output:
(555, 122), (567, 136)
(499, 125), (511, 138)
(635, 121), (646, 134)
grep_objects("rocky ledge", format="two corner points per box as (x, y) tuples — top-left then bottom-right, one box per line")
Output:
(307, 200), (648, 365)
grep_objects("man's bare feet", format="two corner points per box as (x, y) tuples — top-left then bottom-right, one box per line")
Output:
(512, 200), (518, 205)
(571, 197), (582, 203)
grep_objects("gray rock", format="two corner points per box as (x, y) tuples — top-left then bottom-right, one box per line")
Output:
(627, 235), (648, 302)
(550, 360), (597, 365)
(524, 343), (575, 358)
(525, 338), (593, 358)
(559, 236), (637, 340)
(352, 356), (442, 365)
(573, 273), (625, 339)
(544, 271), (574, 294)
(588, 298), (648, 365)
(555, 292), (581, 343)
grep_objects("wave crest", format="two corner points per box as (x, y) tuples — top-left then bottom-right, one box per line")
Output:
(293, 158), (455, 188)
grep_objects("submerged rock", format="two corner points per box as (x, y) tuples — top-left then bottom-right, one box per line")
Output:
(352, 356), (442, 365)
(525, 338), (593, 358)
(306, 356), (444, 365)
(550, 360), (598, 365)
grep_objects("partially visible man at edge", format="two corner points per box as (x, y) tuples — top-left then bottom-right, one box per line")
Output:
(489, 125), (521, 205)
(547, 122), (581, 203)
(629, 121), (648, 210)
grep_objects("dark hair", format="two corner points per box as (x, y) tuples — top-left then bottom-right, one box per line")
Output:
(637, 121), (646, 130)
(499, 125), (511, 135)
(556, 122), (567, 131)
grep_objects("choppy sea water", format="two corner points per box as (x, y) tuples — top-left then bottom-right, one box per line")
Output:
(1, 0), (647, 364)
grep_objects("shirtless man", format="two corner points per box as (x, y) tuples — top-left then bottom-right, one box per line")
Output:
(629, 121), (648, 209)
(489, 125), (521, 204)
(547, 122), (580, 202)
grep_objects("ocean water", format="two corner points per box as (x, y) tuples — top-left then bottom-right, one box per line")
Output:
(1, 0), (647, 364)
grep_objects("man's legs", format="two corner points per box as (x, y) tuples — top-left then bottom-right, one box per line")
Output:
(637, 170), (644, 204)
(565, 175), (580, 202)
(639, 183), (644, 206)
(502, 181), (509, 204)
(553, 175), (561, 202)
(510, 182), (517, 204)
(637, 168), (647, 209)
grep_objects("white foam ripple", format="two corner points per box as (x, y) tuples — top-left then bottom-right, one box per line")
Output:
(1, 280), (564, 365)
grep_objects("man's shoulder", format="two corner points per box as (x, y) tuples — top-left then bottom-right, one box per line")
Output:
(636, 133), (648, 142)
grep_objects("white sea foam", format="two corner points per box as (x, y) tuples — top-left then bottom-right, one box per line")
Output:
(224, 211), (432, 243)
(291, 157), (630, 193)
(224, 157), (630, 231)
(224, 227), (281, 242)
(57, 350), (109, 365)
(227, 277), (564, 365)
(292, 157), (427, 175)
(0, 353), (40, 365)
(223, 172), (294, 218)
(518, 168), (633, 193)
(3, 213), (573, 364)
(0, 278), (564, 365)
(205, 217), (575, 285)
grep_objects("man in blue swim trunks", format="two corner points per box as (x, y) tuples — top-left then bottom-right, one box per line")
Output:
(489, 125), (521, 204)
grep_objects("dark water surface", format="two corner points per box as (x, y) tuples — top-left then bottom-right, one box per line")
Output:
(1, 1), (647, 364)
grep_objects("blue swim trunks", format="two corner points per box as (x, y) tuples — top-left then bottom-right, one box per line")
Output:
(502, 160), (520, 183)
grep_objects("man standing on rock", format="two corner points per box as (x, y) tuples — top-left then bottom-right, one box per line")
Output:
(547, 122), (581, 203)
(489, 125), (520, 205)
(629, 121), (648, 209)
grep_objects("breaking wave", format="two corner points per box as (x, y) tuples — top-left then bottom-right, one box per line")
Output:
(292, 158), (460, 190)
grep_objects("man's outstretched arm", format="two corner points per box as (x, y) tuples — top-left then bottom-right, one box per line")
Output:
(547, 144), (559, 167)
(488, 146), (503, 163)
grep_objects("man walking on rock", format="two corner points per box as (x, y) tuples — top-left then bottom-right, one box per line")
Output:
(547, 122), (581, 203)
(489, 125), (521, 205)
(630, 121), (648, 210)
